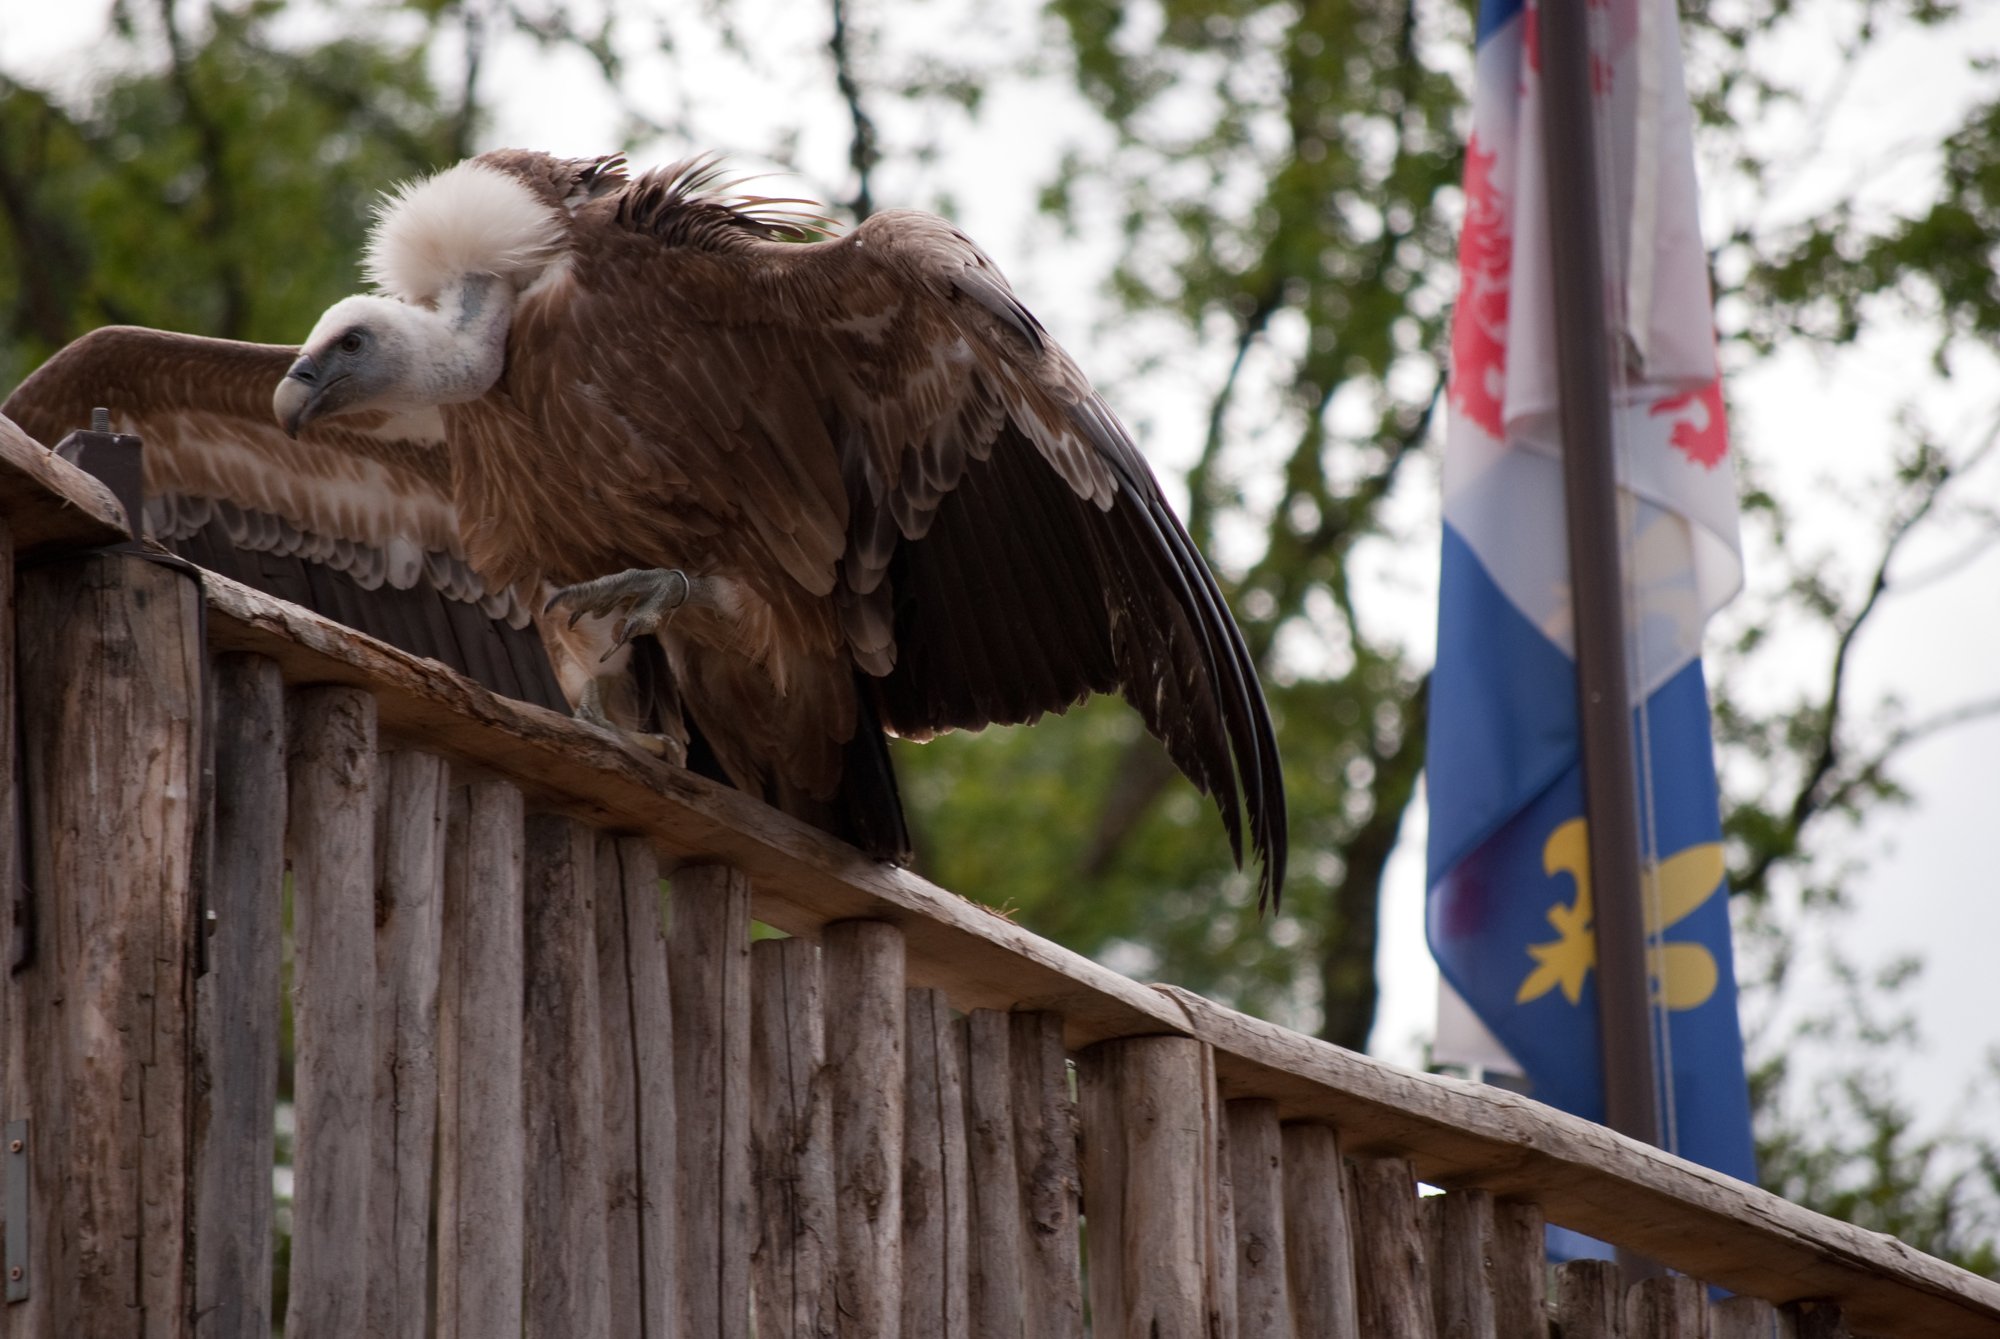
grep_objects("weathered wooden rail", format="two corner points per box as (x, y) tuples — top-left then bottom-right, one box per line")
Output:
(0, 412), (1996, 1338)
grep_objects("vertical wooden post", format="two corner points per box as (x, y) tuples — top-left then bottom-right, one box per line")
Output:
(1554, 1259), (1624, 1339)
(285, 686), (379, 1336)
(902, 987), (967, 1338)
(9, 552), (203, 1339)
(522, 814), (612, 1337)
(1225, 1101), (1292, 1339)
(1345, 1156), (1433, 1337)
(194, 654), (285, 1339)
(437, 780), (527, 1339)
(368, 749), (448, 1339)
(1426, 1189), (1498, 1339)
(749, 935), (835, 1338)
(823, 919), (906, 1337)
(1279, 1122), (1358, 1339)
(596, 834), (676, 1339)
(1490, 1200), (1549, 1339)
(671, 863), (753, 1339)
(966, 1008), (1023, 1338)
(1009, 1010), (1084, 1339)
(1781, 1299), (1849, 1339)
(1076, 1035), (1210, 1339)
(1203, 1047), (1239, 1339)
(1626, 1274), (1705, 1339)
(1710, 1295), (1778, 1339)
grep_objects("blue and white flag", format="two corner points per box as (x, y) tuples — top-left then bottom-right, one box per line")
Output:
(1425, 0), (1756, 1187)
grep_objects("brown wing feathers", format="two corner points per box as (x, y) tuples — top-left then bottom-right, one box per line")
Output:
(2, 326), (568, 712)
(857, 369), (1285, 900)
(4, 157), (1286, 901)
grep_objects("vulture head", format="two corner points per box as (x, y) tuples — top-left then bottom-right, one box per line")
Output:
(275, 158), (567, 437)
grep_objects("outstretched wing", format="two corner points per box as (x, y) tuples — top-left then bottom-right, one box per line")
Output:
(3, 326), (566, 710)
(555, 184), (1286, 900)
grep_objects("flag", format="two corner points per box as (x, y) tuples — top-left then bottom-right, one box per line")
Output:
(1424, 0), (1756, 1189)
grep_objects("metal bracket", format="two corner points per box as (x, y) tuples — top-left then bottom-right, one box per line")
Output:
(5, 1119), (25, 1303)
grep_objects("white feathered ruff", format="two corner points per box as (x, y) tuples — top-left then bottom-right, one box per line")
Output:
(365, 161), (563, 304)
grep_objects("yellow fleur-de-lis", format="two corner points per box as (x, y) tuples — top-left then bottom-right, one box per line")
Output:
(1514, 818), (1724, 1010)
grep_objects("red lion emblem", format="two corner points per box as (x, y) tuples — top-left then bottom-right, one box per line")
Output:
(1450, 133), (1510, 439)
(1648, 379), (1729, 469)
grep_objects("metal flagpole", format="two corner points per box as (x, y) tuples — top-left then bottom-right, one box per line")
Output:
(1536, 0), (1665, 1180)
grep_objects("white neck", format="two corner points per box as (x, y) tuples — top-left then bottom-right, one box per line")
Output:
(416, 274), (512, 403)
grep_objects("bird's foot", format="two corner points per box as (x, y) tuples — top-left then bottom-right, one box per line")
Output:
(571, 674), (685, 764)
(544, 567), (693, 661)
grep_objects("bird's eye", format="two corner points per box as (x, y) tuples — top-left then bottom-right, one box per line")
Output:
(338, 331), (365, 354)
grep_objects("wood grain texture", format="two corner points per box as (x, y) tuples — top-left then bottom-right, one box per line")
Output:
(823, 920), (906, 1337)
(1009, 1010), (1085, 1339)
(750, 936), (836, 1339)
(10, 552), (203, 1339)
(195, 654), (286, 1339)
(1346, 1156), (1433, 1339)
(1555, 1260), (1624, 1339)
(437, 780), (527, 1339)
(202, 571), (1183, 1047)
(1203, 1045), (1239, 1339)
(1427, 1189), (1498, 1339)
(1226, 1101), (1292, 1339)
(1490, 1199), (1549, 1339)
(1626, 1274), (1706, 1339)
(1148, 985), (2000, 1339)
(596, 834), (676, 1339)
(368, 749), (449, 1339)
(903, 989), (967, 1339)
(284, 686), (379, 1337)
(141, 566), (2000, 1339)
(966, 1008), (1024, 1339)
(1782, 1298), (1850, 1339)
(1077, 1035), (1210, 1339)
(671, 864), (754, 1339)
(1709, 1295), (1777, 1339)
(1279, 1122), (1358, 1339)
(522, 813), (612, 1338)
(0, 413), (131, 552)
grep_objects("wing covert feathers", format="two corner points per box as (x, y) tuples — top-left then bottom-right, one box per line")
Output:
(3, 325), (560, 702)
(534, 180), (1287, 898)
(7, 164), (1288, 900)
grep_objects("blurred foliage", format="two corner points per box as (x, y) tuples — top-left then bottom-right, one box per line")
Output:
(0, 0), (471, 388)
(4, 0), (2000, 1272)
(1746, 946), (2000, 1276)
(903, 0), (1461, 1045)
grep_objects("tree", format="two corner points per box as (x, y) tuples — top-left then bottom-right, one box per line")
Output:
(0, 0), (478, 386)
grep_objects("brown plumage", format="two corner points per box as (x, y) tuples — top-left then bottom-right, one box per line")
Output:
(13, 150), (1288, 902)
(1, 328), (574, 709)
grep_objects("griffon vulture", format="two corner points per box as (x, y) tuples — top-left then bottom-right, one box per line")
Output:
(13, 150), (1288, 902)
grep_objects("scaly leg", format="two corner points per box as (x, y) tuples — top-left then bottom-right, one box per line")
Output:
(544, 567), (696, 659)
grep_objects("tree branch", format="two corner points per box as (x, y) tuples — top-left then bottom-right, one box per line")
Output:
(827, 0), (879, 219)
(157, 0), (247, 338)
(1731, 443), (1989, 901)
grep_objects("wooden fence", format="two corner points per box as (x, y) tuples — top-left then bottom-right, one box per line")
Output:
(0, 414), (1997, 1338)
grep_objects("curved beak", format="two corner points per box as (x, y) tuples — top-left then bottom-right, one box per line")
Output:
(273, 354), (322, 438)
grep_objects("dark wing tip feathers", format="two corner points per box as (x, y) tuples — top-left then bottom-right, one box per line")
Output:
(1073, 398), (1288, 909)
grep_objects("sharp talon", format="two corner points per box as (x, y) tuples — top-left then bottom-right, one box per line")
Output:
(568, 608), (584, 629)
(543, 592), (561, 615)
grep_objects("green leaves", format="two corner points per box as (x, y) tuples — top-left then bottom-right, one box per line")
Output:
(0, 2), (461, 386)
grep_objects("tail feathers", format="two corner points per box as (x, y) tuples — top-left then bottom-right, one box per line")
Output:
(829, 680), (912, 864)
